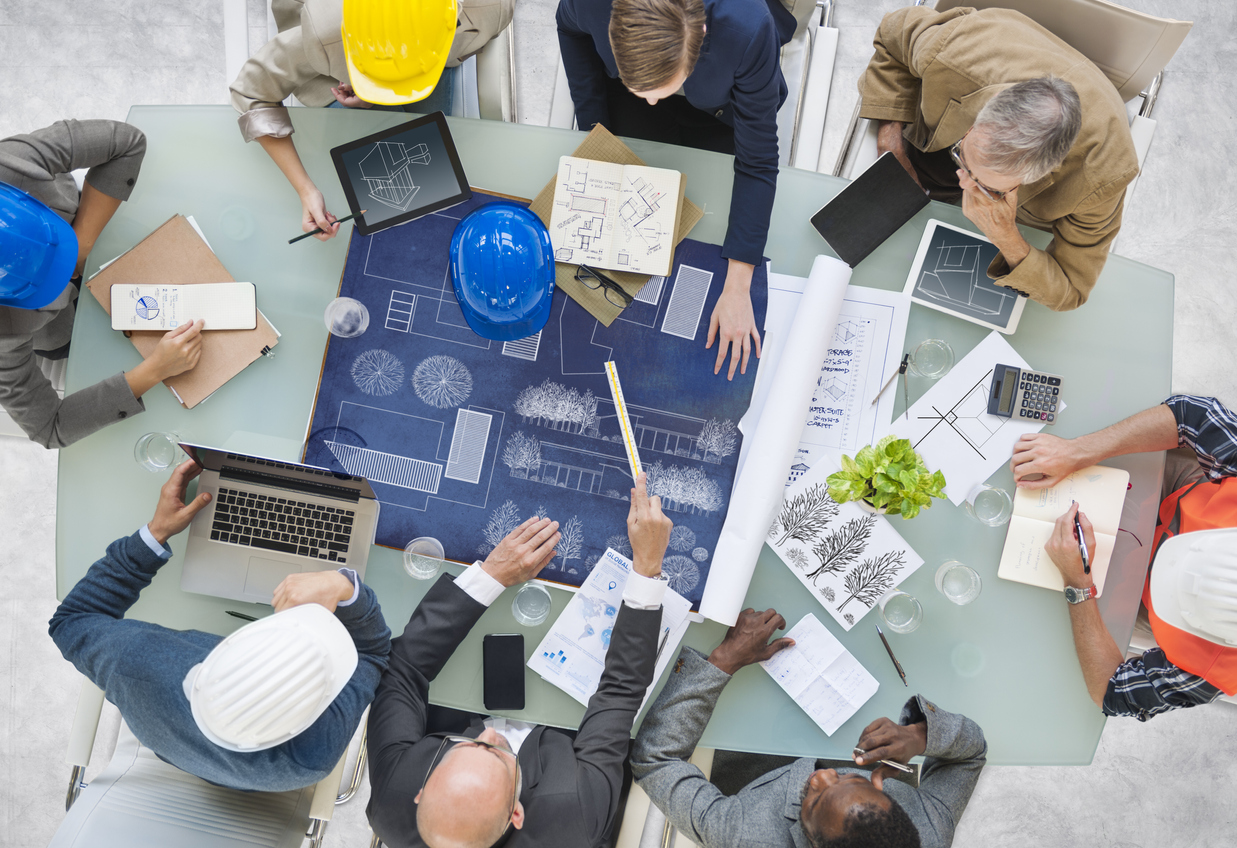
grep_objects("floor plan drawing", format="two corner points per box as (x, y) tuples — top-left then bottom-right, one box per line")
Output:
(307, 192), (768, 608)
(357, 141), (431, 212)
(904, 220), (1026, 333)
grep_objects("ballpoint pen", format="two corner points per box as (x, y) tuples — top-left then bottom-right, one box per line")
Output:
(853, 746), (914, 774)
(875, 624), (907, 687)
(654, 627), (670, 663)
(1072, 500), (1091, 575)
(225, 610), (258, 622)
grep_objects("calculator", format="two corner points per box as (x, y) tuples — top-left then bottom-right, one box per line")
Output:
(987, 363), (1063, 424)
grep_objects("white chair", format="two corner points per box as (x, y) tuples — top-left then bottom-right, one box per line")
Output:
(54, 678), (368, 848)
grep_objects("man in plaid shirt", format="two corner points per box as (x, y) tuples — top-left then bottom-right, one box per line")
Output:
(1011, 395), (1237, 720)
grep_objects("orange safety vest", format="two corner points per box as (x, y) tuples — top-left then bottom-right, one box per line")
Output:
(1143, 476), (1237, 695)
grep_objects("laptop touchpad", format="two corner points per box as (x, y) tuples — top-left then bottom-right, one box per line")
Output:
(244, 557), (301, 600)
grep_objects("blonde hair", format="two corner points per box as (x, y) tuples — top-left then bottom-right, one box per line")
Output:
(609, 0), (705, 93)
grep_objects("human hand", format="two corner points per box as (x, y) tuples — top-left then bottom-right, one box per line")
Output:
(1011, 432), (1089, 489)
(876, 121), (922, 190)
(147, 459), (212, 545)
(481, 517), (561, 587)
(853, 717), (927, 789)
(706, 608), (794, 675)
(706, 262), (762, 381)
(627, 473), (672, 577)
(272, 570), (356, 613)
(1044, 502), (1095, 589)
(961, 182), (1022, 243)
(331, 83), (372, 109)
(299, 188), (340, 242)
(147, 319), (204, 379)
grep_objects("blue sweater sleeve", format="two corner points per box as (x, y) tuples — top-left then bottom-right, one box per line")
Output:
(556, 0), (615, 131)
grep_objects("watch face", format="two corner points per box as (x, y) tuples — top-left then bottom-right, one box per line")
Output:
(1065, 586), (1090, 604)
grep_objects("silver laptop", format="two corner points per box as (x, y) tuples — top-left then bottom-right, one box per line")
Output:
(180, 443), (380, 605)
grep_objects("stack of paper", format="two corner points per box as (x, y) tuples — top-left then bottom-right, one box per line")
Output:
(528, 548), (693, 709)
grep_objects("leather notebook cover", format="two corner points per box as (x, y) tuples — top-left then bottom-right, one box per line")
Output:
(86, 215), (279, 408)
(810, 152), (929, 268)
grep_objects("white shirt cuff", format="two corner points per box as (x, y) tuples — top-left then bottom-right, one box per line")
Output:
(455, 562), (505, 607)
(623, 570), (667, 610)
(336, 568), (360, 606)
(139, 525), (171, 560)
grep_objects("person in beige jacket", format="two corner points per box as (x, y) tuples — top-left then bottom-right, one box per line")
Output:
(858, 5), (1139, 311)
(230, 0), (513, 242)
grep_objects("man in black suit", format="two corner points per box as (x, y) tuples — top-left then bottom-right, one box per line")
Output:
(367, 474), (673, 848)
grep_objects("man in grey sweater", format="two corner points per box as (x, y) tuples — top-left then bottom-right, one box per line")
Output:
(632, 608), (987, 848)
(0, 119), (203, 448)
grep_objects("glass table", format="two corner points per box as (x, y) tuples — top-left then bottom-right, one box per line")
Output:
(58, 106), (1173, 764)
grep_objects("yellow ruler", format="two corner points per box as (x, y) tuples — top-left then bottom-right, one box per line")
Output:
(605, 360), (643, 480)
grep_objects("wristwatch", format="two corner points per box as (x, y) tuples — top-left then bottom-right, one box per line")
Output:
(1064, 585), (1098, 605)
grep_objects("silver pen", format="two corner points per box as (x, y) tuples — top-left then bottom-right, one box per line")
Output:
(853, 746), (913, 774)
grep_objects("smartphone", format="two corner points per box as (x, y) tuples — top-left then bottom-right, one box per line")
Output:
(483, 633), (526, 711)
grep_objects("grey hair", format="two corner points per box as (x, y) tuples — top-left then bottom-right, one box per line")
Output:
(971, 77), (1082, 183)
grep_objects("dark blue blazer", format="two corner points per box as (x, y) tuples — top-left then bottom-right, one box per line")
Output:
(556, 0), (793, 266)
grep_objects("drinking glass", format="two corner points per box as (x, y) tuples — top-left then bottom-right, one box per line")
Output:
(512, 583), (553, 626)
(935, 561), (982, 605)
(879, 592), (923, 634)
(324, 297), (370, 338)
(403, 537), (444, 580)
(134, 432), (182, 473)
(908, 339), (954, 379)
(964, 484), (1013, 526)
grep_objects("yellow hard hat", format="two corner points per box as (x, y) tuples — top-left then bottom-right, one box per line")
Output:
(342, 0), (459, 106)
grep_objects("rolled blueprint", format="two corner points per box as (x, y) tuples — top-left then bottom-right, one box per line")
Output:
(699, 255), (852, 625)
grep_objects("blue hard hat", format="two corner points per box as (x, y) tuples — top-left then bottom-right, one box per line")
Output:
(0, 182), (78, 309)
(449, 202), (555, 341)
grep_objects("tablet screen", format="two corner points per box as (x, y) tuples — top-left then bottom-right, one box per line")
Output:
(331, 112), (471, 235)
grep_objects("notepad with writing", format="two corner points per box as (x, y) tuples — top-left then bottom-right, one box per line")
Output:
(997, 465), (1131, 595)
(110, 282), (257, 331)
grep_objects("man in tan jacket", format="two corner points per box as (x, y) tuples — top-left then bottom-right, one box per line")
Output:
(230, 0), (513, 242)
(859, 6), (1139, 311)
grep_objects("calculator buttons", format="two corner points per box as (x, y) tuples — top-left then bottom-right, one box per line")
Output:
(1047, 414), (1055, 421)
(1048, 377), (1060, 386)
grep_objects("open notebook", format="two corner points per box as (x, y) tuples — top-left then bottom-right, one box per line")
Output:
(997, 465), (1130, 595)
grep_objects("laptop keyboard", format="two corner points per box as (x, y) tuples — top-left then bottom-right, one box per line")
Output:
(210, 487), (356, 563)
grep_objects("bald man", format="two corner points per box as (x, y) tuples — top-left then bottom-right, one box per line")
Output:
(366, 475), (674, 848)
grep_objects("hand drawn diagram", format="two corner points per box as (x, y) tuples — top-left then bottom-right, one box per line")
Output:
(904, 220), (1023, 332)
(305, 192), (767, 608)
(767, 456), (923, 631)
(358, 141), (432, 212)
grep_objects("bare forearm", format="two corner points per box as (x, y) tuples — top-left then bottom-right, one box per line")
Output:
(257, 134), (317, 197)
(124, 360), (161, 399)
(988, 225), (1030, 271)
(72, 182), (123, 276)
(1074, 405), (1179, 465)
(1067, 597), (1124, 707)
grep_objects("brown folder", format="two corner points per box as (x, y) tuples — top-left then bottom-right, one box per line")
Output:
(85, 215), (279, 408)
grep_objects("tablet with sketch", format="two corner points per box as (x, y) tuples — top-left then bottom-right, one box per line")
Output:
(903, 219), (1026, 334)
(331, 112), (471, 236)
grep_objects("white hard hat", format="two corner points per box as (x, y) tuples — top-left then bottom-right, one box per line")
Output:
(187, 603), (358, 752)
(1150, 528), (1237, 648)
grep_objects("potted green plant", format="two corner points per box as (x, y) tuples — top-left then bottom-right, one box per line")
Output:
(826, 435), (946, 519)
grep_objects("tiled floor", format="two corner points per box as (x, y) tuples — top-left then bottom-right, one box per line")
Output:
(2, 1), (1235, 846)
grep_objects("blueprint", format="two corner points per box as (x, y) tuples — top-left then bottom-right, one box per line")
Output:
(305, 192), (767, 608)
(548, 157), (680, 276)
(903, 220), (1026, 334)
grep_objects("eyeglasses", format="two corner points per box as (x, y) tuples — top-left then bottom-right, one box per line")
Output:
(575, 264), (634, 308)
(422, 735), (520, 844)
(949, 137), (1009, 202)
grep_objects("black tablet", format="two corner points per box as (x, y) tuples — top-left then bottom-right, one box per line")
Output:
(810, 152), (929, 268)
(330, 111), (471, 236)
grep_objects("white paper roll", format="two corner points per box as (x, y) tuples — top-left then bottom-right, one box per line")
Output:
(699, 255), (852, 624)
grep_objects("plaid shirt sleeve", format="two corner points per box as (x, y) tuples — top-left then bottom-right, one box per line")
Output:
(1165, 395), (1237, 480)
(1103, 647), (1223, 721)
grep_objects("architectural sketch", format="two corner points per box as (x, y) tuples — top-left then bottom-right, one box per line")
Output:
(697, 418), (737, 464)
(808, 515), (875, 581)
(501, 432), (542, 478)
(358, 142), (430, 212)
(769, 483), (838, 547)
(502, 331), (542, 361)
(385, 291), (417, 333)
(646, 461), (724, 515)
(412, 355), (473, 409)
(478, 500), (521, 556)
(691, 547), (709, 562)
(661, 265), (712, 340)
(914, 375), (1005, 460)
(838, 551), (906, 612)
(605, 534), (633, 558)
(916, 242), (1016, 318)
(557, 515), (585, 570)
(668, 525), (696, 552)
(662, 555), (700, 594)
(351, 349), (405, 396)
(326, 441), (442, 493)
(444, 409), (491, 484)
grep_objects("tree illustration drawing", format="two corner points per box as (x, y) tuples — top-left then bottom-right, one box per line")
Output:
(556, 515), (584, 568)
(669, 526), (697, 552)
(819, 586), (836, 603)
(412, 355), (473, 408)
(513, 379), (600, 434)
(501, 432), (542, 479)
(646, 461), (724, 515)
(477, 500), (521, 556)
(606, 533), (632, 558)
(662, 555), (701, 593)
(784, 548), (811, 571)
(837, 551), (906, 612)
(773, 484), (839, 547)
(807, 514), (875, 583)
(350, 349), (405, 396)
(692, 547), (709, 562)
(697, 418), (738, 463)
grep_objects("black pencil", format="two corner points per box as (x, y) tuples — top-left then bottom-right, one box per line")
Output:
(289, 210), (367, 244)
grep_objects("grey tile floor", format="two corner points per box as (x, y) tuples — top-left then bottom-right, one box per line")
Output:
(1, 0), (1234, 846)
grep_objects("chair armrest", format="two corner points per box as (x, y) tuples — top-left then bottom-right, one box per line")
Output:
(476, 22), (517, 122)
(66, 679), (105, 768)
(310, 755), (349, 822)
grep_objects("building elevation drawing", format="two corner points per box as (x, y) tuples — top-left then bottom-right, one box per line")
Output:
(306, 193), (768, 608)
(357, 141), (431, 212)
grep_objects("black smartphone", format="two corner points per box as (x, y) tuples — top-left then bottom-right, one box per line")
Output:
(483, 633), (526, 711)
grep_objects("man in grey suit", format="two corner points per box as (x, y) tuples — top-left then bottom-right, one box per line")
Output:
(633, 608), (988, 848)
(367, 474), (674, 848)
(0, 119), (204, 448)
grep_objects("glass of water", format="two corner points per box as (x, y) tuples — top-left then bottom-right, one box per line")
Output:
(909, 339), (954, 379)
(935, 561), (982, 605)
(324, 297), (370, 338)
(879, 592), (923, 634)
(403, 537), (444, 580)
(512, 583), (553, 627)
(964, 484), (1013, 526)
(134, 432), (182, 473)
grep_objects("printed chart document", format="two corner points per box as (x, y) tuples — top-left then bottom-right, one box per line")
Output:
(110, 282), (257, 331)
(998, 465), (1130, 595)
(529, 548), (693, 708)
(759, 614), (879, 736)
(548, 156), (684, 277)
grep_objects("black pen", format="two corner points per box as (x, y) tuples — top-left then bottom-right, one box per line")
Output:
(1072, 500), (1091, 575)
(655, 627), (670, 663)
(876, 625), (907, 687)
(226, 610), (258, 622)
(289, 209), (367, 244)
